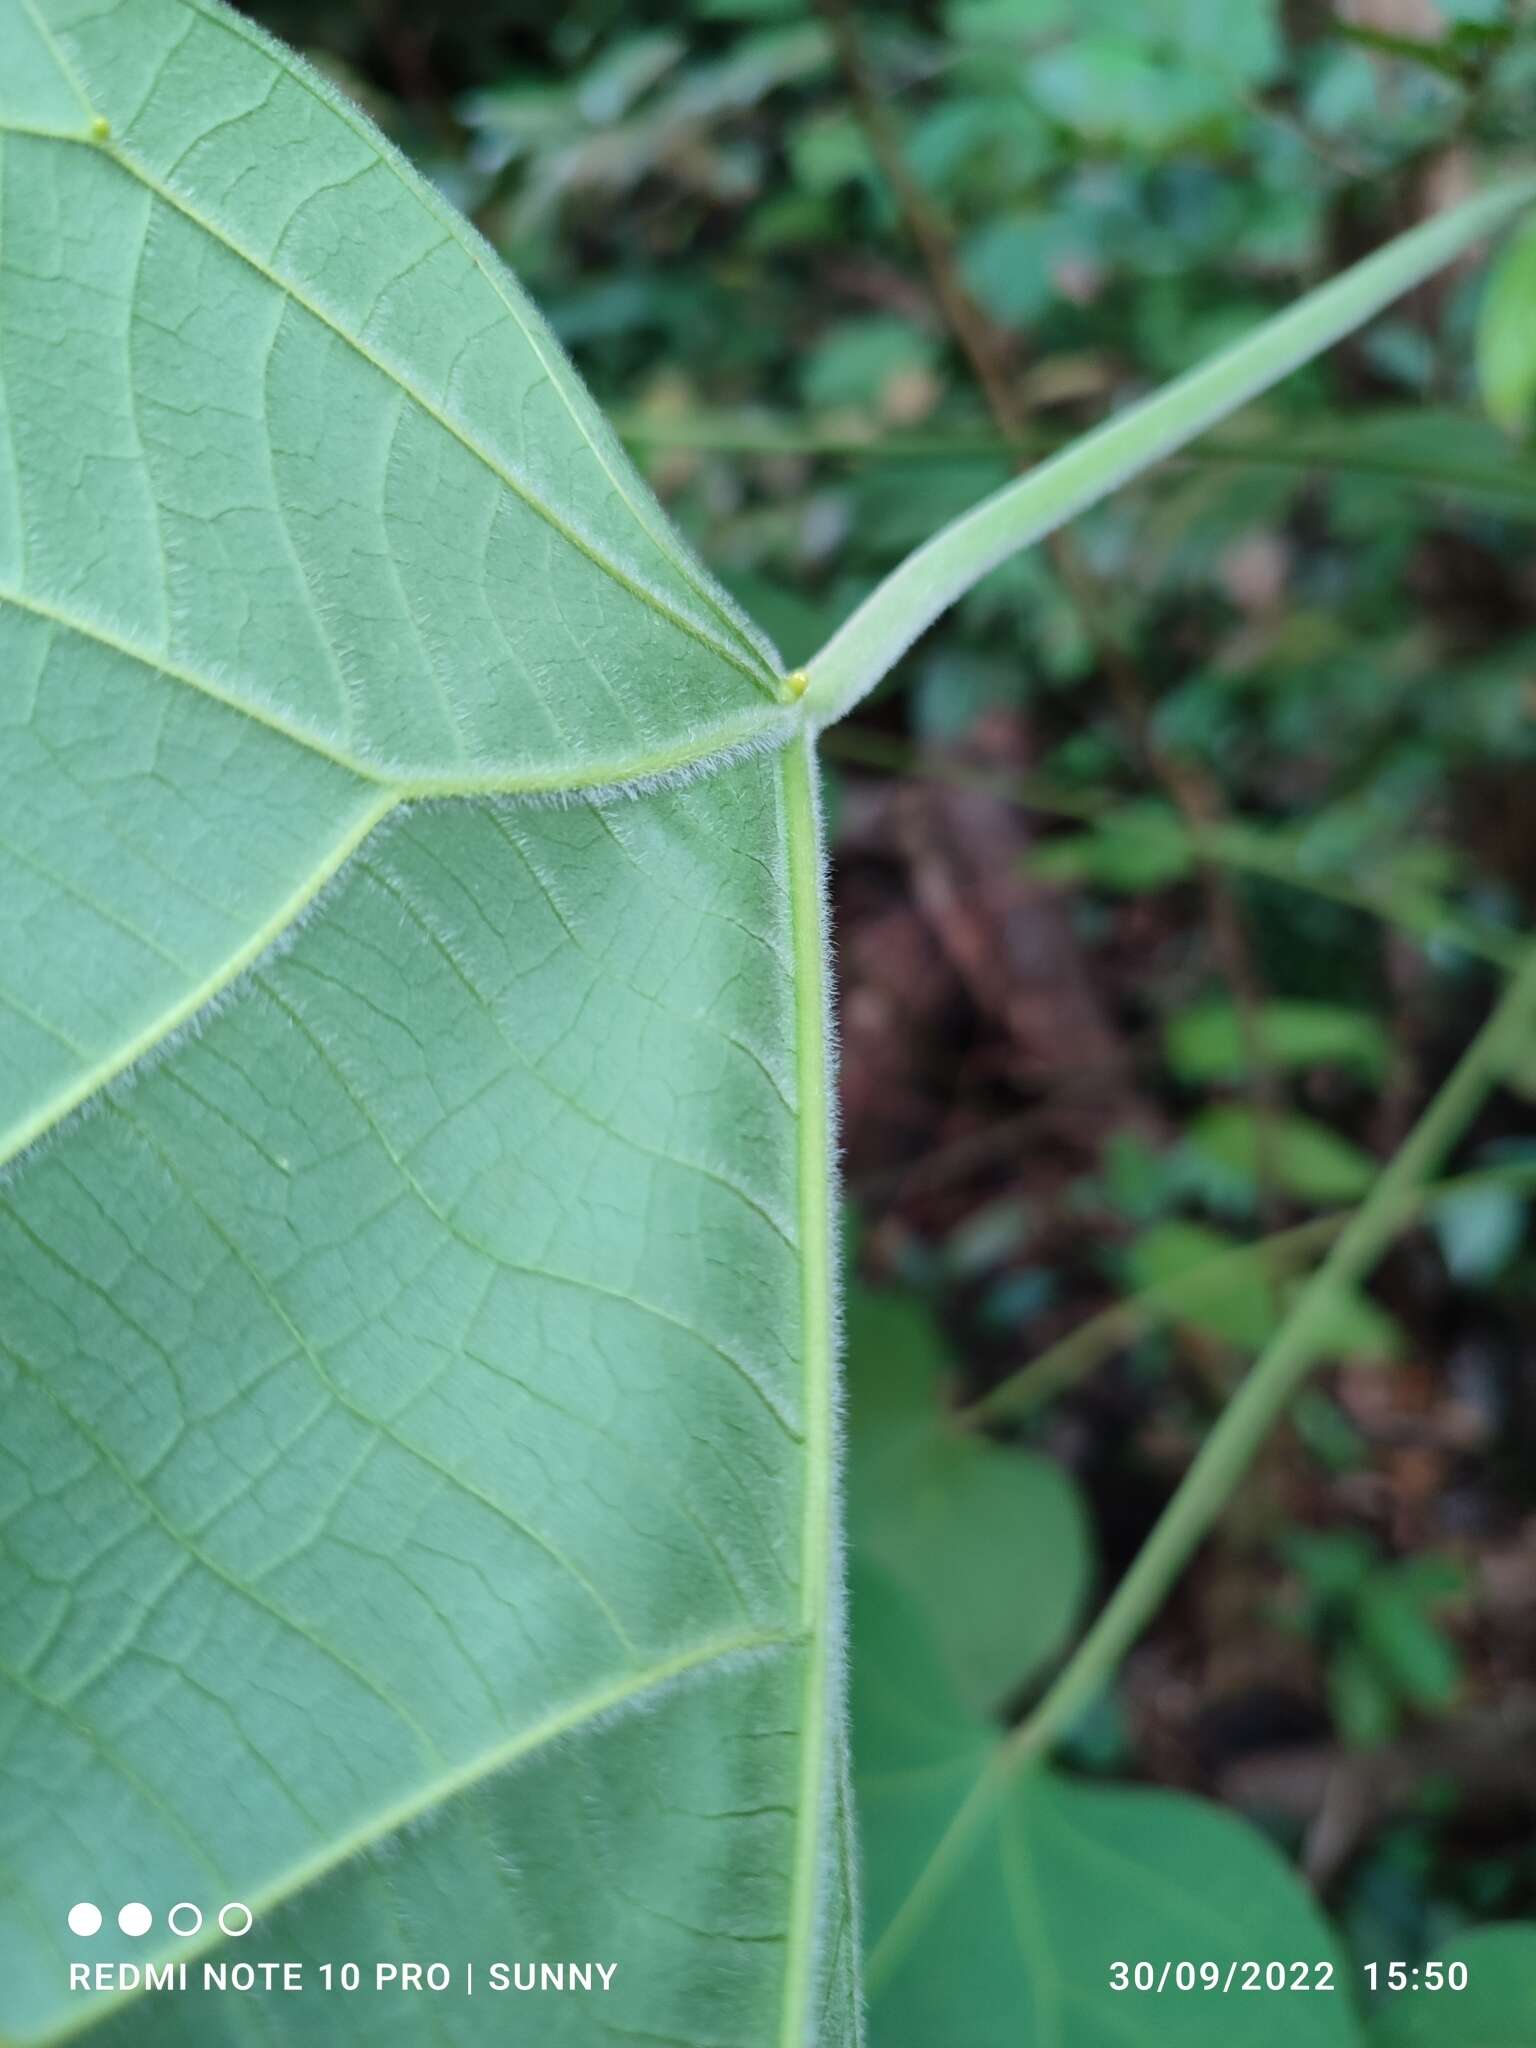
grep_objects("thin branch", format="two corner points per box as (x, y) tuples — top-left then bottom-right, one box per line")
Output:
(1002, 947), (1536, 1764)
(866, 945), (1536, 1994)
(812, 0), (1026, 440)
(967, 1156), (1536, 1425)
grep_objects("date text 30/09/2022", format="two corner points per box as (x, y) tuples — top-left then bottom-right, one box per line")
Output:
(69, 1960), (620, 1997)
(1109, 1960), (1473, 1996)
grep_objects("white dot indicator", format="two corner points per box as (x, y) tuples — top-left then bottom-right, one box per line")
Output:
(67, 1903), (102, 1938)
(168, 1902), (203, 1938)
(218, 1902), (253, 1938)
(117, 1903), (153, 1938)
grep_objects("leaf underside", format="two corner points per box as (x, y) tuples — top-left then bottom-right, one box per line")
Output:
(0, 4), (851, 2044)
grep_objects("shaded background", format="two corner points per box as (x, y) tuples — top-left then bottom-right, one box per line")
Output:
(237, 0), (1536, 1984)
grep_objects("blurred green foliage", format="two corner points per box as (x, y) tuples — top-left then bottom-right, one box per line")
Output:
(1478, 216), (1536, 431)
(1283, 1531), (1468, 1747)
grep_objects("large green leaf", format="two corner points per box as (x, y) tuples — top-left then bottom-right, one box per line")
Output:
(845, 1289), (1092, 1715)
(0, 3), (850, 2043)
(1369, 1927), (1536, 2046)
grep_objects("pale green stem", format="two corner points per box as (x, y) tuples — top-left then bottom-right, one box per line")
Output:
(801, 179), (1536, 728)
(969, 1156), (1536, 1425)
(868, 946), (1536, 1993)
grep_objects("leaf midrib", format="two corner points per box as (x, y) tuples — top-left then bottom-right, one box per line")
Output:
(6, 1), (781, 706)
(179, 0), (779, 691)
(0, 786), (386, 1171)
(0, 116), (776, 705)
(779, 739), (837, 2048)
(0, 679), (808, 1175)
(0, 582), (793, 795)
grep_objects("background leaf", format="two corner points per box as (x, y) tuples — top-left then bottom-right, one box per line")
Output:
(855, 1569), (1361, 2048)
(846, 1290), (1093, 1711)
(1188, 1106), (1379, 1205)
(1370, 1926), (1536, 2045)
(1166, 1001), (1390, 1086)
(1478, 220), (1536, 438)
(1125, 1219), (1283, 1348)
